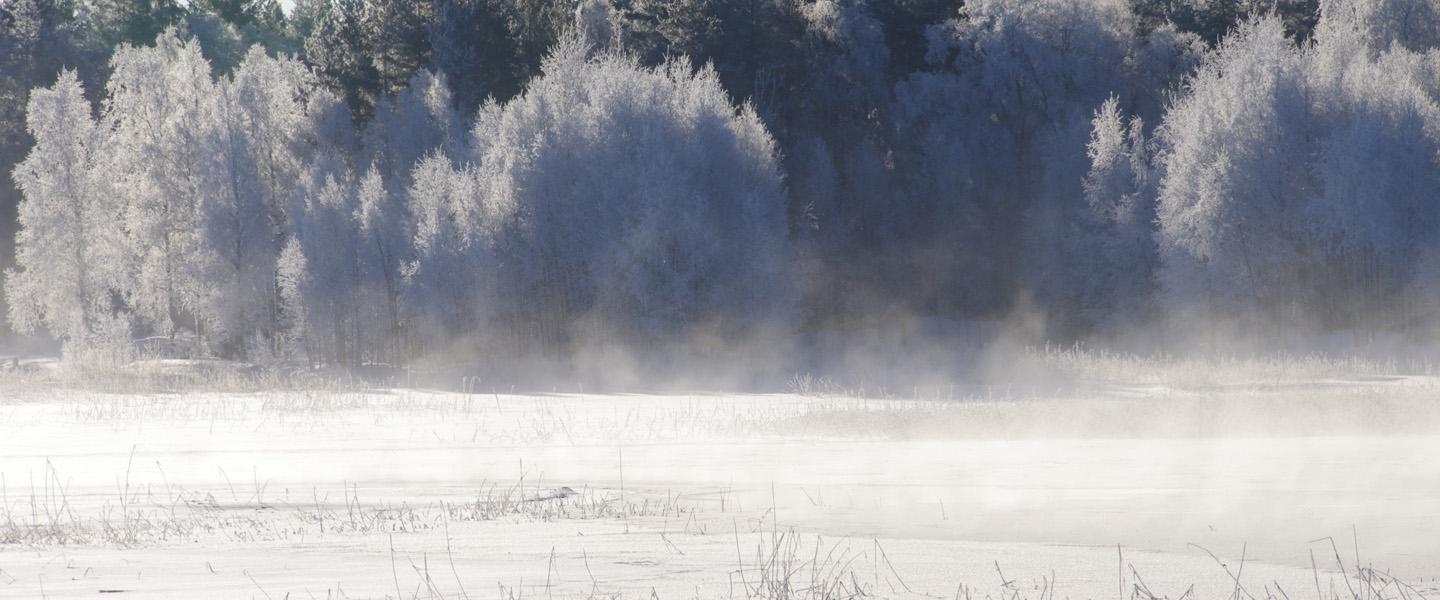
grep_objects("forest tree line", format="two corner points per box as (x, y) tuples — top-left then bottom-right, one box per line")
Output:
(3, 0), (1440, 366)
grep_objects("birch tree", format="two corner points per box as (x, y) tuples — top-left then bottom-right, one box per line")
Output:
(6, 70), (130, 357)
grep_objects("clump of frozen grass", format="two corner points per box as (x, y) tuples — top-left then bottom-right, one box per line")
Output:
(749, 534), (1432, 600)
(32, 380), (1440, 445)
(787, 374), (862, 398)
(731, 529), (882, 600)
(1, 466), (688, 549)
(442, 483), (683, 524)
(281, 535), (1434, 600)
(1, 458), (318, 547)
(56, 388), (428, 423)
(756, 381), (1440, 438)
(1121, 537), (1434, 600)
(1021, 343), (1440, 390)
(300, 481), (689, 537)
(45, 388), (902, 445)
(0, 355), (413, 399)
(0, 462), (90, 546)
(64, 360), (363, 394)
(310, 535), (1433, 600)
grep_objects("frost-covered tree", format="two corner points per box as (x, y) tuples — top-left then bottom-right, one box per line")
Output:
(1155, 8), (1440, 340)
(344, 71), (461, 355)
(1316, 0), (1439, 52)
(1306, 1), (1440, 333)
(17, 0), (1440, 366)
(796, 0), (891, 131)
(197, 74), (271, 351)
(5, 70), (130, 355)
(787, 0), (892, 220)
(406, 37), (792, 353)
(274, 237), (308, 358)
(98, 31), (327, 356)
(355, 165), (408, 360)
(191, 47), (319, 354)
(1071, 96), (1157, 333)
(362, 69), (462, 191)
(103, 30), (218, 341)
(574, 0), (621, 51)
(891, 0), (1201, 326)
(404, 151), (490, 348)
(1, 0), (92, 326)
(226, 47), (319, 230)
(288, 156), (414, 364)
(285, 153), (369, 363)
(1156, 15), (1322, 337)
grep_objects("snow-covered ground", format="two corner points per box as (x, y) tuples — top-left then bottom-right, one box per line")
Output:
(1, 378), (1437, 598)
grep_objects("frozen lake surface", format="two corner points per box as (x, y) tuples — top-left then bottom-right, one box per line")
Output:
(1, 383), (1437, 598)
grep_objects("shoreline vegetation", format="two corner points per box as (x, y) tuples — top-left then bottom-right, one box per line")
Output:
(5, 1), (1440, 372)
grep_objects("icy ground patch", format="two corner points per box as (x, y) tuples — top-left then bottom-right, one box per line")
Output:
(1, 378), (1438, 599)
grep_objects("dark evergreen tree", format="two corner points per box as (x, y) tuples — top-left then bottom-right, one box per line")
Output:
(867, 0), (965, 75)
(427, 0), (517, 111)
(614, 0), (806, 111)
(76, 0), (184, 49)
(288, 0), (330, 41)
(1130, 0), (1321, 44)
(303, 0), (432, 122)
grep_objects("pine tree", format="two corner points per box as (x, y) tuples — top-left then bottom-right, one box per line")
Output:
(304, 0), (433, 122)
(76, 0), (184, 50)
